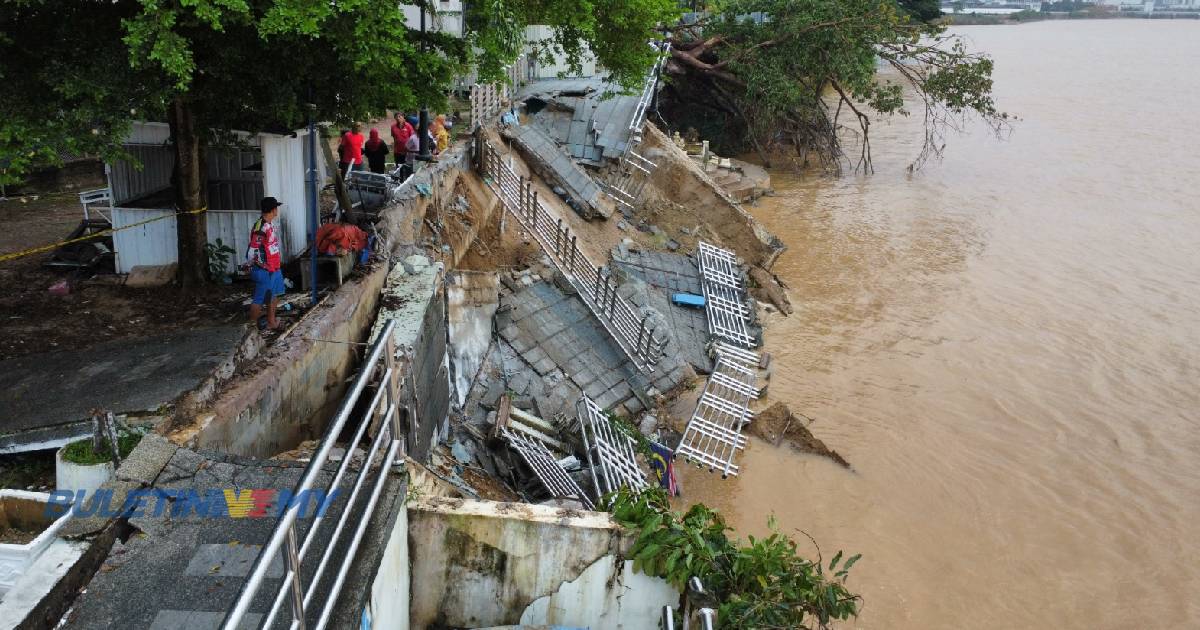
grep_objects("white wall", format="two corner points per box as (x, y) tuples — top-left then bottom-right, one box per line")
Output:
(403, 0), (463, 38)
(111, 207), (261, 274)
(260, 131), (315, 260)
(407, 497), (679, 628)
(365, 497), (410, 630)
(525, 26), (598, 79)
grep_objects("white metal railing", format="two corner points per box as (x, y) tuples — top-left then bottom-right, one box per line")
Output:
(220, 320), (406, 630)
(481, 139), (669, 371)
(629, 42), (671, 134)
(576, 395), (648, 501)
(663, 577), (717, 630)
(675, 351), (757, 478)
(601, 149), (657, 211)
(697, 241), (758, 349)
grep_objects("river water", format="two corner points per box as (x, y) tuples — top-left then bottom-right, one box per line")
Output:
(677, 20), (1200, 629)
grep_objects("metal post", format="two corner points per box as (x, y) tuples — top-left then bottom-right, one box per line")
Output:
(568, 235), (578, 274)
(285, 524), (307, 630)
(307, 102), (319, 306)
(554, 218), (563, 257)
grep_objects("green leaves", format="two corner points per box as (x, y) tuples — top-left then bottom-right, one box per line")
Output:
(662, 0), (1006, 170)
(605, 486), (862, 629)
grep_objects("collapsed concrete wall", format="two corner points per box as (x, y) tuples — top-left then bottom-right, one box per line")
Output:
(369, 256), (450, 463)
(640, 124), (786, 270)
(406, 497), (678, 629)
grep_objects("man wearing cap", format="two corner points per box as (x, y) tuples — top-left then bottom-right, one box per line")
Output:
(248, 197), (285, 330)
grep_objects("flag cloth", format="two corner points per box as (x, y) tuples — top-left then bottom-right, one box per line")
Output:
(648, 442), (681, 497)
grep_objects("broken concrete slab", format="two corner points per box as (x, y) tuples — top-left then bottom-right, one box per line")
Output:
(125, 263), (177, 288)
(115, 434), (179, 486)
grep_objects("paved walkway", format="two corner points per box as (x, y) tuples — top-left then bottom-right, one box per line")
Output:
(60, 438), (361, 630)
(612, 247), (713, 374)
(0, 326), (245, 452)
(495, 276), (692, 418)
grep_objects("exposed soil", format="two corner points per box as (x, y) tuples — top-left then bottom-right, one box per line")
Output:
(0, 451), (57, 491)
(0, 526), (40, 545)
(748, 401), (851, 469)
(0, 188), (254, 361)
(455, 196), (542, 272)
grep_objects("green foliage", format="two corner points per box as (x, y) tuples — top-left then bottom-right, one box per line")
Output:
(604, 487), (861, 630)
(605, 412), (652, 456)
(204, 238), (236, 282)
(898, 0), (942, 22)
(663, 0), (1006, 170)
(62, 432), (143, 466)
(0, 0), (675, 181)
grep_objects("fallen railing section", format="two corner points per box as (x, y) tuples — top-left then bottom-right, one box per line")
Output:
(678, 242), (761, 476)
(697, 240), (758, 349)
(500, 426), (595, 509)
(575, 395), (648, 501)
(601, 149), (657, 212)
(676, 348), (759, 478)
(221, 320), (406, 630)
(482, 139), (669, 371)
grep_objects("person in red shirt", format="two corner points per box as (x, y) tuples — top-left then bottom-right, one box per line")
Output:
(339, 123), (366, 173)
(248, 197), (286, 330)
(390, 113), (413, 172)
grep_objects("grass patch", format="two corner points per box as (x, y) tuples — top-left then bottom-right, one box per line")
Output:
(61, 432), (142, 465)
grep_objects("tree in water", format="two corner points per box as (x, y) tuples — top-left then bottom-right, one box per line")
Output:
(661, 0), (1007, 172)
(0, 0), (676, 286)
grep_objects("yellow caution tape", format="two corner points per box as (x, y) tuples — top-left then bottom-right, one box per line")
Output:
(0, 206), (207, 263)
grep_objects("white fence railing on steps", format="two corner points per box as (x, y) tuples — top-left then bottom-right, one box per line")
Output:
(481, 139), (669, 372)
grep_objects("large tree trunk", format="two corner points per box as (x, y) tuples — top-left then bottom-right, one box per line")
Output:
(168, 96), (209, 288)
(318, 126), (354, 221)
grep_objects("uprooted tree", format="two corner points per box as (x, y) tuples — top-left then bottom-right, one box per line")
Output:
(0, 0), (676, 286)
(659, 0), (1007, 172)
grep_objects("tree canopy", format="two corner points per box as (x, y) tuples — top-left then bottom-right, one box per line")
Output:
(0, 0), (675, 283)
(660, 0), (1006, 172)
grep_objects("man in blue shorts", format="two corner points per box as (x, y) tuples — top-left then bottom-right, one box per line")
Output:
(248, 197), (285, 330)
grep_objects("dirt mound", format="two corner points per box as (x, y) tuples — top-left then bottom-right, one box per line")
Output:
(749, 402), (850, 469)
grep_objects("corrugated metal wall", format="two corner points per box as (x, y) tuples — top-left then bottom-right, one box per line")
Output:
(108, 145), (173, 205)
(109, 125), (320, 274)
(206, 210), (260, 273)
(261, 133), (309, 260)
(111, 207), (177, 273)
(207, 147), (263, 211)
(111, 207), (260, 274)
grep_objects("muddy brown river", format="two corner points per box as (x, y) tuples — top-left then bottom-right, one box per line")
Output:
(677, 20), (1200, 629)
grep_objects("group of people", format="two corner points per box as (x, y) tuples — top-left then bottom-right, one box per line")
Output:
(337, 112), (454, 177)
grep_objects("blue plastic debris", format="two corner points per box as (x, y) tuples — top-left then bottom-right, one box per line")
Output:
(672, 293), (705, 308)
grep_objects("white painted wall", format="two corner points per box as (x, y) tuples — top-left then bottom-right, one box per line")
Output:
(446, 272), (500, 406)
(365, 496), (410, 630)
(260, 131), (313, 261)
(402, 0), (463, 37)
(407, 498), (679, 628)
(521, 555), (680, 628)
(525, 26), (598, 79)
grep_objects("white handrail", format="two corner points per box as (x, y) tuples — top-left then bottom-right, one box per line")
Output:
(220, 319), (405, 629)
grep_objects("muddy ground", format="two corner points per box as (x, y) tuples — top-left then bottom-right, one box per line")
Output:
(0, 177), (251, 361)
